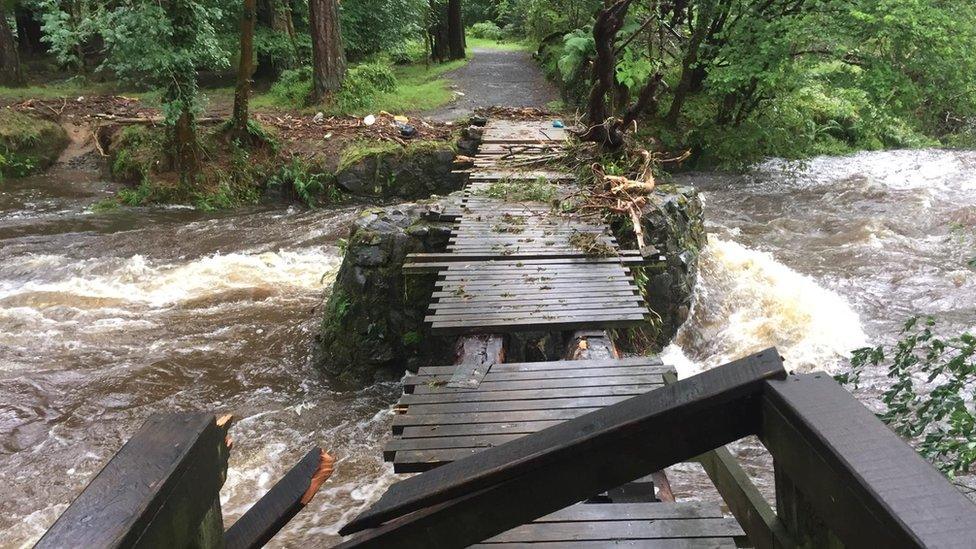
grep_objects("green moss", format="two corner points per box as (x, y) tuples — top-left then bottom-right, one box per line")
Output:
(0, 110), (68, 178)
(337, 139), (452, 172)
(477, 178), (557, 202)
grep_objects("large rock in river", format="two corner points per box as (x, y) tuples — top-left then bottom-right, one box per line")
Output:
(313, 200), (456, 384)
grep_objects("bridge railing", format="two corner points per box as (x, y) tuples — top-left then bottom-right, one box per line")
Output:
(36, 412), (329, 549)
(337, 348), (976, 548)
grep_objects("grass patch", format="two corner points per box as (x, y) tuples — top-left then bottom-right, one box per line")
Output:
(0, 109), (68, 177)
(467, 37), (534, 52)
(337, 139), (454, 172)
(255, 58), (468, 115)
(477, 178), (556, 202)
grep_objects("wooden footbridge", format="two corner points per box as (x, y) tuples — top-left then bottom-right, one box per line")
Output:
(37, 119), (976, 549)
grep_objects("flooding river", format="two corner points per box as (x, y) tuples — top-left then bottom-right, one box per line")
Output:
(2, 149), (975, 547)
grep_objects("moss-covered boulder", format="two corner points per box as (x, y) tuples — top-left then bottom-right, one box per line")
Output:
(0, 109), (69, 177)
(335, 140), (461, 199)
(314, 201), (456, 385)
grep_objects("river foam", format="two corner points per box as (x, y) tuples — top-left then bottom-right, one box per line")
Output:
(666, 236), (868, 378)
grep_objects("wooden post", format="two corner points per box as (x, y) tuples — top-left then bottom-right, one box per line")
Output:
(761, 374), (976, 547)
(773, 462), (843, 548)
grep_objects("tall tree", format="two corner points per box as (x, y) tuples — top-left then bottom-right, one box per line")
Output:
(98, 0), (229, 184)
(309, 0), (346, 101)
(446, 0), (464, 59)
(0, 3), (24, 86)
(427, 0), (449, 61)
(15, 3), (46, 55)
(231, 0), (257, 138)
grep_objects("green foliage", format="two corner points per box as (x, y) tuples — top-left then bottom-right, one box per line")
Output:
(532, 0), (976, 165)
(840, 317), (976, 477)
(556, 29), (594, 83)
(402, 331), (423, 346)
(0, 109), (68, 177)
(341, 0), (427, 60)
(468, 21), (505, 41)
(110, 125), (162, 183)
(268, 67), (314, 107)
(269, 156), (341, 207)
(331, 62), (399, 112)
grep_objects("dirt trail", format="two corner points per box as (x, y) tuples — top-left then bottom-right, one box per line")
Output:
(426, 48), (560, 122)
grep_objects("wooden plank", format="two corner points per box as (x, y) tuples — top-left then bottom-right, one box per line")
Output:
(406, 365), (665, 384)
(401, 395), (635, 415)
(430, 297), (644, 311)
(696, 446), (794, 549)
(223, 448), (332, 549)
(37, 413), (229, 549)
(530, 501), (724, 522)
(391, 408), (602, 430)
(430, 291), (641, 305)
(427, 306), (648, 322)
(483, 518), (744, 543)
(400, 384), (661, 405)
(430, 317), (648, 336)
(426, 305), (649, 322)
(410, 374), (664, 394)
(470, 540), (736, 549)
(430, 287), (638, 299)
(340, 349), (785, 538)
(406, 250), (641, 263)
(385, 434), (524, 456)
(399, 421), (564, 439)
(429, 314), (648, 335)
(415, 356), (665, 375)
(760, 373), (976, 548)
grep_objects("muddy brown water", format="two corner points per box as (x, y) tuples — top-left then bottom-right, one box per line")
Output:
(2, 149), (975, 546)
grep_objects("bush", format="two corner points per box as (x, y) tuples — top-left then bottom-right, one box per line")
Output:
(468, 21), (504, 40)
(332, 62), (399, 113)
(268, 67), (314, 107)
(389, 40), (429, 65)
(840, 317), (976, 478)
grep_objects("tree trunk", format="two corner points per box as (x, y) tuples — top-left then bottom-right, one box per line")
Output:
(256, 0), (298, 80)
(428, 1), (450, 62)
(171, 104), (200, 185)
(0, 6), (24, 86)
(15, 5), (46, 55)
(309, 0), (346, 101)
(447, 0), (464, 60)
(231, 0), (257, 138)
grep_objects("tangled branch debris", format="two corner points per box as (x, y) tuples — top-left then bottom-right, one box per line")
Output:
(568, 148), (690, 251)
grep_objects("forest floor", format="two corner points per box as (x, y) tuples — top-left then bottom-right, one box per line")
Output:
(426, 47), (561, 122)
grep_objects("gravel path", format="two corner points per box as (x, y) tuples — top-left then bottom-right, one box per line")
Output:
(425, 48), (560, 122)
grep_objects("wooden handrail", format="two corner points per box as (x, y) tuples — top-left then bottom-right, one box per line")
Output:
(761, 373), (976, 548)
(337, 348), (786, 544)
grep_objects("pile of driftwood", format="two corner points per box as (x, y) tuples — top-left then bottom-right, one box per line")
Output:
(572, 148), (690, 251)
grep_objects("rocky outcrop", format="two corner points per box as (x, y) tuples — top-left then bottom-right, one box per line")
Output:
(0, 110), (69, 177)
(314, 201), (456, 384)
(315, 184), (706, 385)
(335, 141), (462, 199)
(617, 184), (706, 349)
